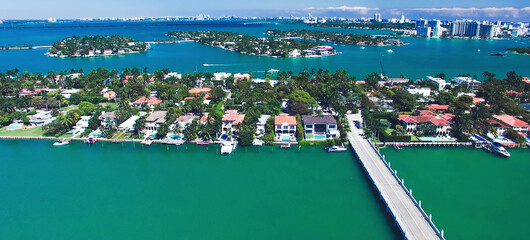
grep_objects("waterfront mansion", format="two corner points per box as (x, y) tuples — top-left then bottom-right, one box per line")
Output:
(398, 110), (454, 137)
(275, 115), (297, 142)
(302, 115), (339, 140)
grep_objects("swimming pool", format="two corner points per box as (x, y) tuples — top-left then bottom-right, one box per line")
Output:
(419, 137), (456, 142)
(169, 134), (184, 139)
(314, 135), (327, 139)
(281, 135), (291, 141)
(8, 124), (21, 130)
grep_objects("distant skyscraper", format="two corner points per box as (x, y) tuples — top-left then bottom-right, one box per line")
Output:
(450, 20), (481, 37)
(374, 13), (381, 22)
(399, 15), (405, 23)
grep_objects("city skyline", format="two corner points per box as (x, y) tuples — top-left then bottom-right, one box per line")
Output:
(0, 0), (529, 21)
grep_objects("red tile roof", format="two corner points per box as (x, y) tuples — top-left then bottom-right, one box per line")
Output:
(493, 114), (529, 128)
(473, 97), (485, 103)
(133, 97), (162, 105)
(189, 88), (211, 94)
(487, 119), (508, 129)
(275, 115), (297, 125)
(426, 104), (449, 110)
(522, 77), (530, 84)
(506, 90), (522, 96)
(222, 110), (245, 125)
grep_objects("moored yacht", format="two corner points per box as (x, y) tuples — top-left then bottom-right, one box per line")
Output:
(492, 142), (510, 157)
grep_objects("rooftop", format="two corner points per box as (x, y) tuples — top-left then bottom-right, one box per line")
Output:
(493, 114), (529, 128)
(426, 104), (449, 110)
(302, 115), (337, 125)
(133, 97), (162, 105)
(222, 110), (245, 125)
(146, 111), (167, 123)
(189, 87), (211, 94)
(275, 115), (297, 125)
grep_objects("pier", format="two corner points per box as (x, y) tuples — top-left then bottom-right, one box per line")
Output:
(346, 113), (444, 240)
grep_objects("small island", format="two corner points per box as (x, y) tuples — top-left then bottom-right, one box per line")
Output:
(168, 31), (337, 58)
(266, 29), (406, 46)
(47, 35), (149, 57)
(507, 47), (530, 55)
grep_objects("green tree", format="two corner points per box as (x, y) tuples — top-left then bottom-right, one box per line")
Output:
(78, 101), (95, 115)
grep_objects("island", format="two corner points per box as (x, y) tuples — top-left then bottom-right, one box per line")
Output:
(168, 31), (337, 58)
(266, 29), (406, 46)
(47, 35), (149, 57)
(507, 47), (530, 55)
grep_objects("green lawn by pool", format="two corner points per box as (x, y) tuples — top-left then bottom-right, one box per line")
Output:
(0, 126), (46, 137)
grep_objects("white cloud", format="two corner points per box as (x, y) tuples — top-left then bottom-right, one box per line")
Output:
(410, 7), (526, 18)
(302, 6), (377, 14)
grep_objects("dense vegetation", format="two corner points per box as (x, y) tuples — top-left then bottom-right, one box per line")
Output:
(0, 66), (528, 146)
(312, 21), (415, 30)
(507, 47), (530, 55)
(266, 29), (405, 46)
(48, 35), (147, 57)
(168, 31), (330, 57)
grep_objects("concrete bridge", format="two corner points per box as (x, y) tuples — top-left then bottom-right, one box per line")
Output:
(347, 113), (444, 240)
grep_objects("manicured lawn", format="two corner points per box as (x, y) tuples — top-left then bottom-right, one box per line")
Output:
(99, 102), (117, 109)
(0, 126), (46, 137)
(58, 133), (73, 138)
(112, 132), (133, 139)
(61, 105), (78, 112)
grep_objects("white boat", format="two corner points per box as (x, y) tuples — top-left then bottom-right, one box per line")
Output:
(386, 49), (394, 53)
(360, 46), (366, 49)
(252, 139), (264, 146)
(327, 145), (348, 152)
(53, 140), (70, 146)
(492, 142), (510, 157)
(220, 141), (237, 154)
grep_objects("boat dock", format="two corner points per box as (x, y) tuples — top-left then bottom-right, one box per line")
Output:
(347, 114), (444, 240)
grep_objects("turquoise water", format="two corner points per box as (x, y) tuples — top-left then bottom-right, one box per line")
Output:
(1, 21), (529, 79)
(381, 147), (530, 239)
(0, 140), (400, 240)
(314, 135), (327, 139)
(8, 124), (20, 130)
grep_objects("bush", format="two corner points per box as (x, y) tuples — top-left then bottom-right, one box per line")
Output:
(506, 128), (526, 144)
(378, 127), (411, 142)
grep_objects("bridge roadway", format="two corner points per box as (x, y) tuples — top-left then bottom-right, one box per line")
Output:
(346, 113), (443, 240)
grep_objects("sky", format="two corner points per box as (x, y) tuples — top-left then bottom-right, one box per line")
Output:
(0, 0), (529, 21)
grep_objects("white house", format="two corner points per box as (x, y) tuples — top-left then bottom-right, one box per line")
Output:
(214, 72), (232, 81)
(221, 110), (245, 137)
(252, 78), (279, 87)
(302, 115), (339, 140)
(174, 115), (199, 129)
(118, 115), (141, 132)
(275, 115), (297, 141)
(72, 116), (91, 134)
(256, 115), (271, 135)
(404, 86), (431, 97)
(426, 76), (447, 90)
(453, 77), (481, 91)
(144, 111), (167, 137)
(28, 111), (56, 126)
(98, 111), (117, 127)
(60, 89), (80, 99)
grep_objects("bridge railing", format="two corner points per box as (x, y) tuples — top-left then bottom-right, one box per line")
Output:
(363, 137), (445, 240)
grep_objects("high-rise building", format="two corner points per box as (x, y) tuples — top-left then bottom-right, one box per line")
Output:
(374, 13), (381, 22)
(415, 19), (442, 37)
(450, 20), (481, 37)
(400, 15), (405, 23)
